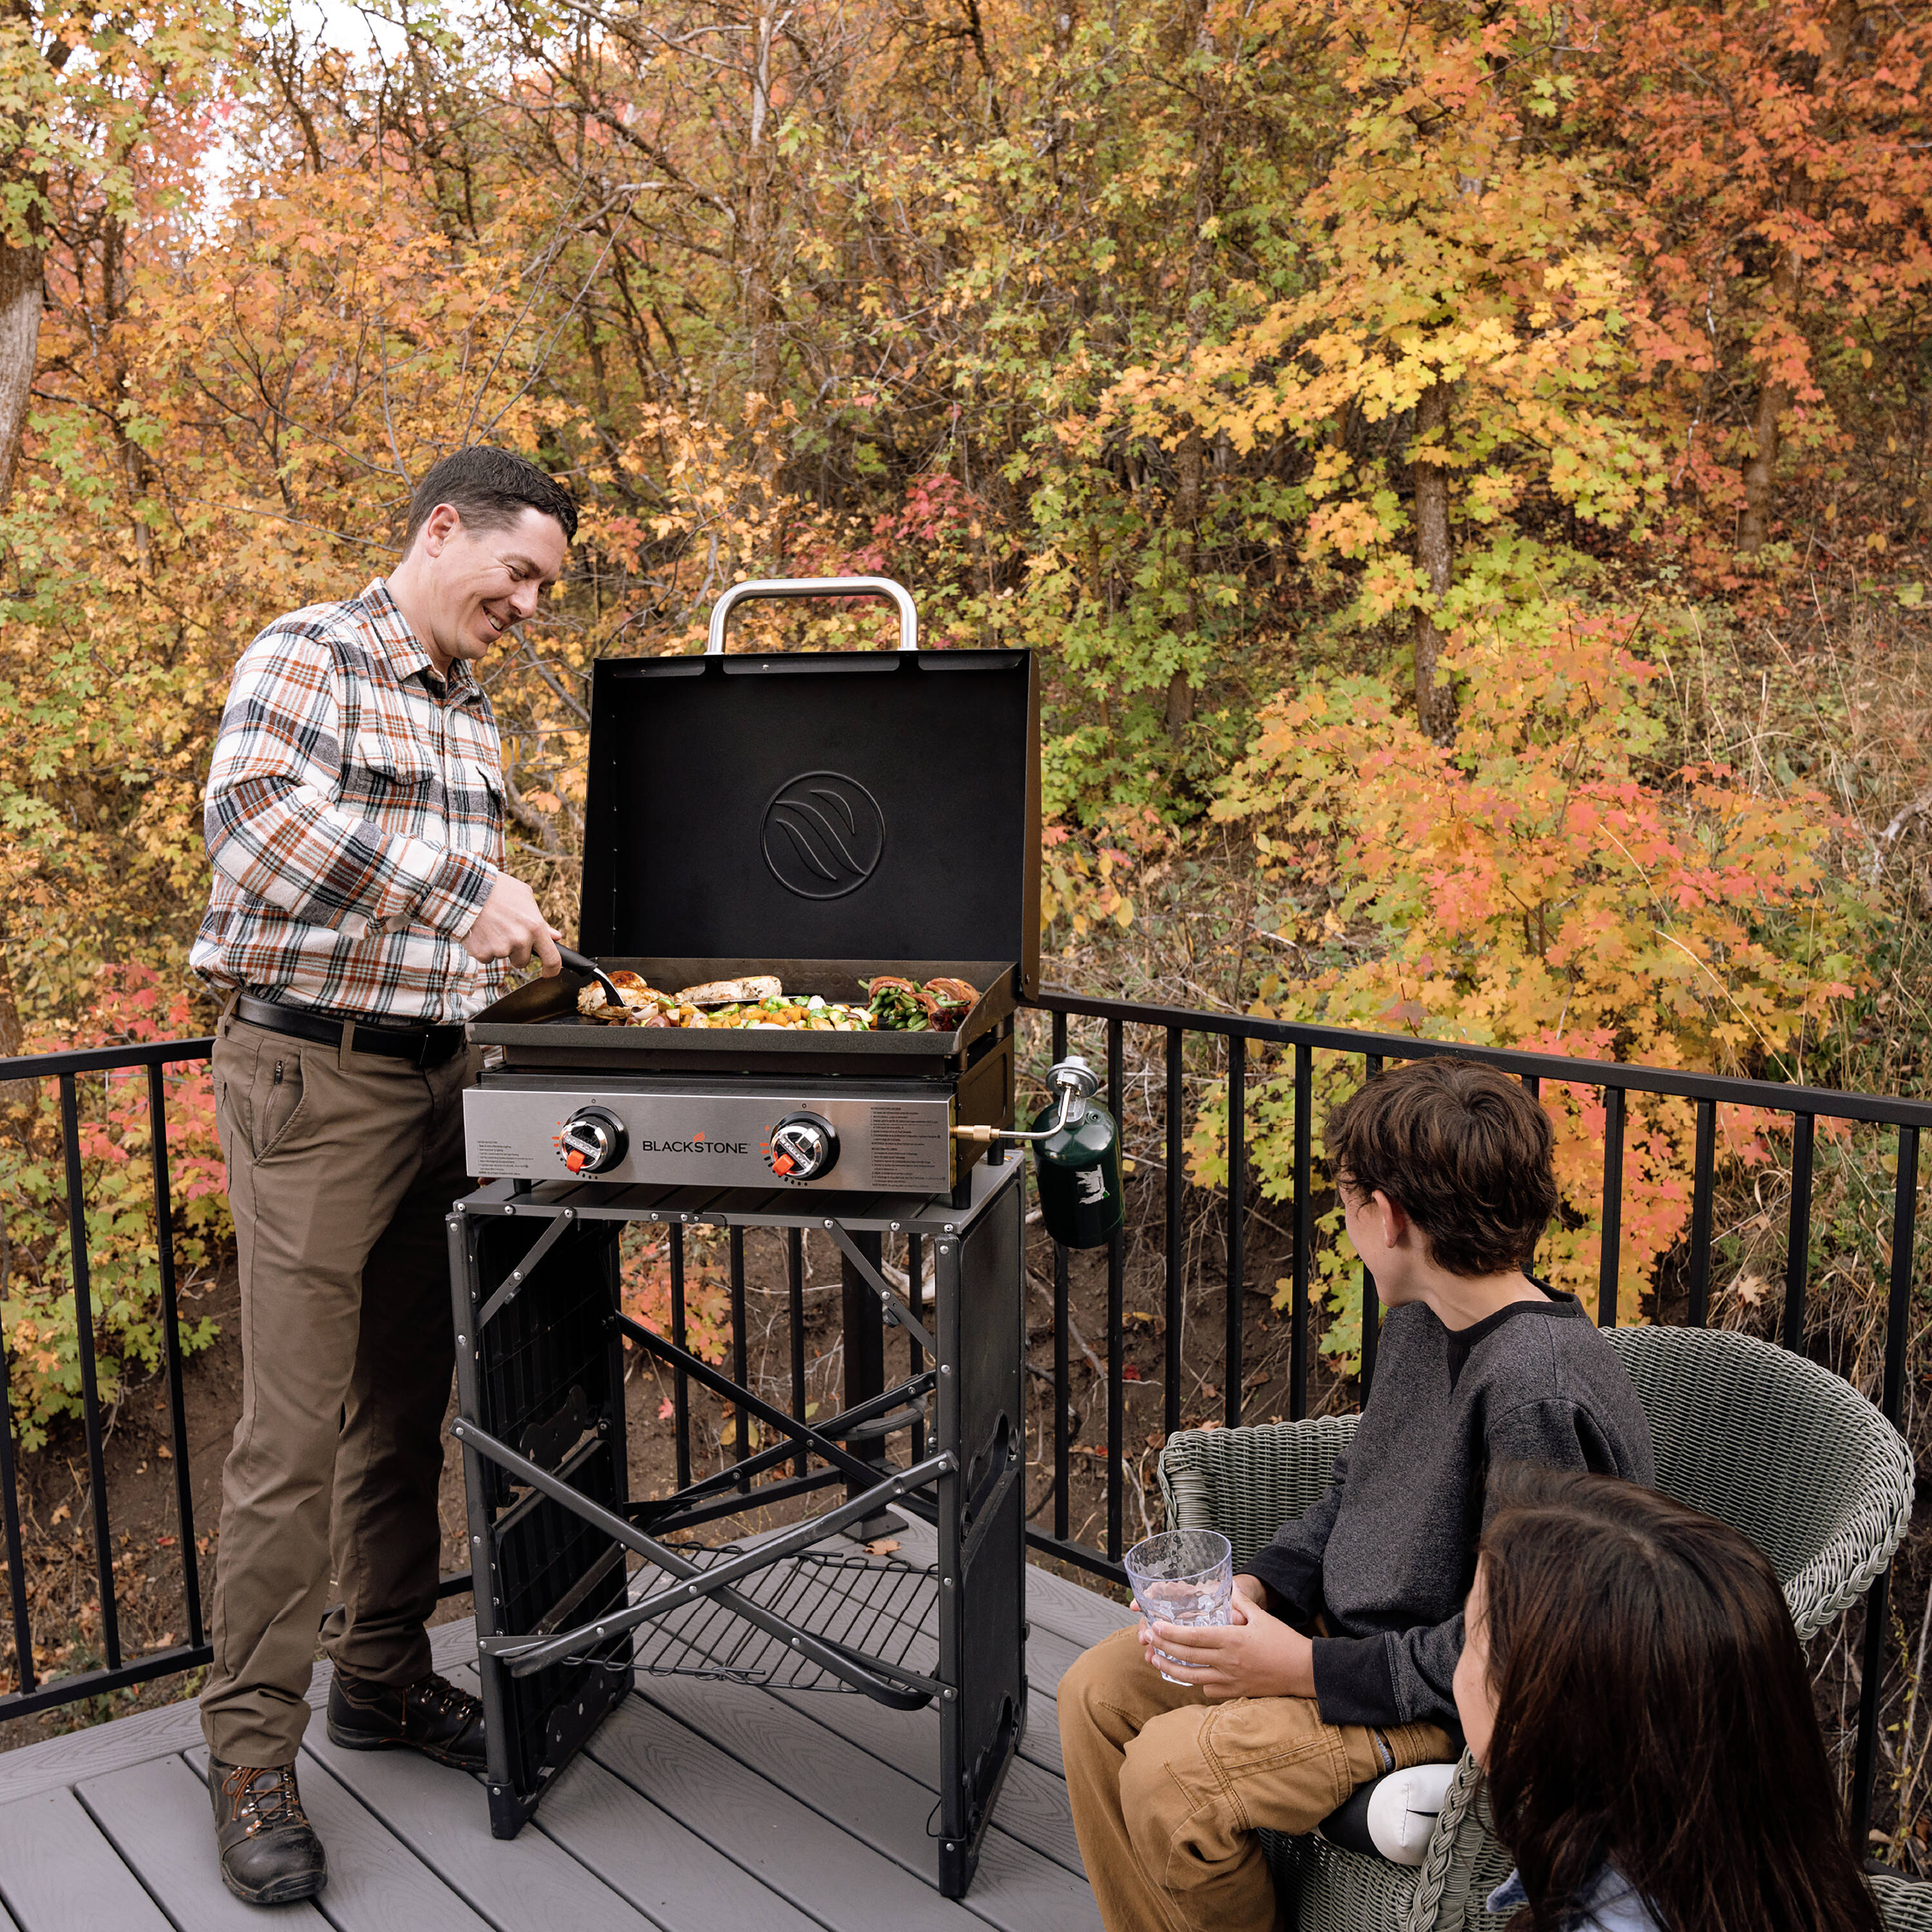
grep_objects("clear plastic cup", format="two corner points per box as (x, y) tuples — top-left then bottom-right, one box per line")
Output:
(1124, 1529), (1235, 1684)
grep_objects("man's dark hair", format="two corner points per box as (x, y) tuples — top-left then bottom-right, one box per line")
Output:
(402, 446), (578, 550)
(1325, 1056), (1557, 1276)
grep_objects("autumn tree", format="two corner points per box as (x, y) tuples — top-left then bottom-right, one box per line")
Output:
(1586, 0), (1932, 557)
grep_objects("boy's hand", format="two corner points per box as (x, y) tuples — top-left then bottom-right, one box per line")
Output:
(1142, 1591), (1317, 1701)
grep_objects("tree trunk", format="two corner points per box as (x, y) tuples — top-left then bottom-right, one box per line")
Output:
(744, 0), (781, 430)
(1736, 374), (1788, 554)
(0, 227), (43, 505)
(1168, 427), (1203, 742)
(0, 232), (40, 1057)
(1412, 375), (1455, 743)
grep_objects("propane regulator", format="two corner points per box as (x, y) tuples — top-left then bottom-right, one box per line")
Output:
(953, 1056), (1124, 1250)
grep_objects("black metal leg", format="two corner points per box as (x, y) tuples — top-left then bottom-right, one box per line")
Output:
(840, 1227), (895, 1539)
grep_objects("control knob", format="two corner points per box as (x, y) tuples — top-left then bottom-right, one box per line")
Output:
(558, 1107), (627, 1175)
(768, 1113), (838, 1181)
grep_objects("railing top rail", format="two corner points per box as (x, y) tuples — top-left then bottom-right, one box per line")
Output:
(0, 1037), (216, 1083)
(1031, 989), (1932, 1132)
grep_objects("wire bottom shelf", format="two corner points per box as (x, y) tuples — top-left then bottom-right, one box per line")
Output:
(625, 1543), (938, 1694)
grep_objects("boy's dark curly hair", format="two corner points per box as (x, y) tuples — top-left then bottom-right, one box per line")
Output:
(1325, 1057), (1558, 1276)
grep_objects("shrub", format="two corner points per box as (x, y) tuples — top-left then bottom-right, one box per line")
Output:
(0, 970), (224, 1448)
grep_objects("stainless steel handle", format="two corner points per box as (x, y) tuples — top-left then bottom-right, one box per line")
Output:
(705, 576), (918, 655)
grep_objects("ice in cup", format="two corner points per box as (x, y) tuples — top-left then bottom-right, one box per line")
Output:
(1124, 1529), (1235, 1684)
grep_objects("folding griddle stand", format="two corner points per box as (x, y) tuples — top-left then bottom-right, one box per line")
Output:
(444, 1146), (1028, 1898)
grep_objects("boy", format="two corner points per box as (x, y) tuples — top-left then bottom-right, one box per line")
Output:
(1057, 1057), (1655, 1932)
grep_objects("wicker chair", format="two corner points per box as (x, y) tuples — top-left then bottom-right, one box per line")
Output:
(1155, 1324), (1916, 1932)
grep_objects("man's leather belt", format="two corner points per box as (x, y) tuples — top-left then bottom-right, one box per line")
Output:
(236, 996), (468, 1068)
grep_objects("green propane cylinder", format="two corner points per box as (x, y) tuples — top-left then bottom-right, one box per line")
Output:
(1027, 1059), (1124, 1250)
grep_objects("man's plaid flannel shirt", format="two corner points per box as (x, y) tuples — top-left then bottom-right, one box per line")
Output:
(191, 578), (511, 1025)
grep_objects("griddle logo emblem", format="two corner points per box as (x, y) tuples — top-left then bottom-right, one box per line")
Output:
(761, 770), (885, 900)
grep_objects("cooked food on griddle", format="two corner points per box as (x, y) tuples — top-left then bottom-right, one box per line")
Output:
(585, 988), (874, 1030)
(572, 970), (979, 1032)
(674, 975), (783, 1008)
(575, 969), (673, 1017)
(862, 975), (981, 1031)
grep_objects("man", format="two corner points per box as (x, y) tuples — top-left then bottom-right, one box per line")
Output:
(191, 446), (574, 1906)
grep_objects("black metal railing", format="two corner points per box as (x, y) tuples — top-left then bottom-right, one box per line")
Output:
(1019, 989), (1929, 1848)
(0, 1036), (469, 1726)
(1, 1005), (1926, 1849)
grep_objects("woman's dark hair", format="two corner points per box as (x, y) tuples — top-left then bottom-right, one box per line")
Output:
(402, 445), (578, 549)
(1476, 1464), (1882, 1932)
(1326, 1057), (1558, 1276)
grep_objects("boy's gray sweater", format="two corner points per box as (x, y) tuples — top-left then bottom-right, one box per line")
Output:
(1247, 1288), (1654, 1738)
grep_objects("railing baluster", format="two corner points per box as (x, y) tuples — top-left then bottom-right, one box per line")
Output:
(146, 1064), (203, 1646)
(1784, 1113), (1815, 1352)
(1052, 1010), (1070, 1543)
(1687, 1099), (1716, 1329)
(670, 1228), (691, 1492)
(1852, 1124), (1919, 1849)
(1291, 1044), (1312, 1422)
(1106, 1018), (1124, 1562)
(730, 1227), (749, 1490)
(0, 1314), (33, 1694)
(1164, 1028), (1184, 1443)
(907, 1232), (926, 1465)
(1226, 1035), (1245, 1431)
(788, 1227), (807, 1479)
(1598, 1084), (1625, 1329)
(60, 1074), (120, 1672)
(1360, 1055), (1381, 1398)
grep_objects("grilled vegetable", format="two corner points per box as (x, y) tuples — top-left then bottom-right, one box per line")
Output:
(864, 976), (929, 1030)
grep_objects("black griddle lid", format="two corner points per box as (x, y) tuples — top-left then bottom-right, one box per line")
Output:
(578, 643), (1041, 994)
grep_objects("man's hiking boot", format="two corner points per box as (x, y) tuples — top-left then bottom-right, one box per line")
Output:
(326, 1668), (488, 1772)
(207, 1758), (327, 1906)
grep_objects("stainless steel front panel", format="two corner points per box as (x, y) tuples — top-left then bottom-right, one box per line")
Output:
(464, 1084), (954, 1191)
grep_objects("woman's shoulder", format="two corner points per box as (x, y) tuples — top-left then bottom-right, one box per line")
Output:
(1487, 1866), (1665, 1931)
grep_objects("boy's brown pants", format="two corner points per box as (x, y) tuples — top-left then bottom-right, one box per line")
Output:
(1057, 1624), (1454, 1932)
(199, 1011), (477, 1767)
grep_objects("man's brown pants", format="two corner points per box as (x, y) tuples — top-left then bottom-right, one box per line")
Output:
(1057, 1625), (1454, 1932)
(200, 1012), (475, 1767)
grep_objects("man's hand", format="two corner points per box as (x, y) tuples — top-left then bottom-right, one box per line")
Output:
(1140, 1589), (1316, 1702)
(462, 874), (563, 972)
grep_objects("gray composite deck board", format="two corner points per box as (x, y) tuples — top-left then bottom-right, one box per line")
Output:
(0, 1518), (1125, 1932)
(300, 1727), (662, 1932)
(766, 1681), (1086, 1875)
(585, 1689), (994, 1932)
(507, 1750), (828, 1932)
(0, 1784), (173, 1931)
(634, 1672), (1104, 1932)
(78, 1752), (332, 1930)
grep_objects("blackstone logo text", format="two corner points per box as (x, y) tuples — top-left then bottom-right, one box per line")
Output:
(636, 1138), (751, 1156)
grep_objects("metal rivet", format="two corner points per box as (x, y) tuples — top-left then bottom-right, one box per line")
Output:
(890, 1222), (901, 1232)
(940, 1365), (952, 1376)
(457, 1334), (467, 1348)
(504, 1204), (516, 1216)
(472, 1534), (482, 1546)
(823, 1219), (834, 1229)
(943, 1577), (954, 1588)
